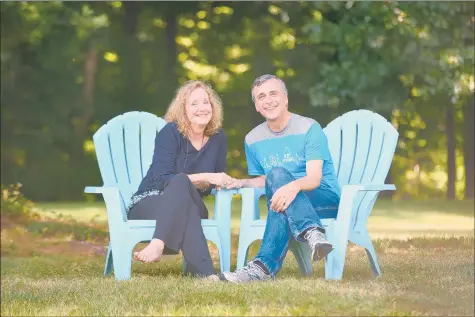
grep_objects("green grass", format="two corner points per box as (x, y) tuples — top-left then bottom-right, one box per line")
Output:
(2, 199), (474, 316)
(36, 198), (475, 237)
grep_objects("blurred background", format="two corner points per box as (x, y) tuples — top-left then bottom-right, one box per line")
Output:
(1, 3), (474, 315)
(1, 1), (474, 203)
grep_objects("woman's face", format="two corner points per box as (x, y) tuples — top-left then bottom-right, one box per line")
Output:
(185, 87), (213, 128)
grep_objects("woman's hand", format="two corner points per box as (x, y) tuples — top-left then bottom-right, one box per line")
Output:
(194, 181), (211, 191)
(224, 178), (245, 189)
(210, 173), (234, 188)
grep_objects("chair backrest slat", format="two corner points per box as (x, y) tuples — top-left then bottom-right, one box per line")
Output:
(348, 114), (373, 184)
(333, 115), (358, 185)
(92, 111), (166, 213)
(324, 121), (342, 178)
(324, 110), (398, 186)
(123, 117), (143, 185)
(324, 110), (398, 229)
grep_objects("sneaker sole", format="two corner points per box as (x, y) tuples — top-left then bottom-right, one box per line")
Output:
(312, 243), (334, 262)
(221, 272), (271, 284)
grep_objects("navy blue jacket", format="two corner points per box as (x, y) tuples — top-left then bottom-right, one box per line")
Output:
(137, 122), (227, 196)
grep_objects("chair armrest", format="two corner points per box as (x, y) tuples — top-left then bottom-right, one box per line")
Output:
(333, 183), (397, 238)
(84, 186), (127, 224)
(238, 187), (266, 223)
(210, 189), (236, 221)
(338, 184), (396, 215)
(238, 187), (265, 197)
(85, 186), (120, 194)
(346, 184), (396, 192)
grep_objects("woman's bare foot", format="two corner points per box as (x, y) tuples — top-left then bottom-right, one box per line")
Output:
(134, 239), (165, 263)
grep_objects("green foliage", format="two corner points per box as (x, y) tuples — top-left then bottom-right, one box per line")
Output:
(1, 183), (107, 241)
(1, 1), (473, 200)
(0, 184), (39, 219)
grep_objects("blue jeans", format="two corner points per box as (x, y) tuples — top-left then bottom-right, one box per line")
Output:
(254, 167), (340, 277)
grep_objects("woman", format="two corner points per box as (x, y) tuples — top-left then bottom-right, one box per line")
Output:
(127, 80), (233, 280)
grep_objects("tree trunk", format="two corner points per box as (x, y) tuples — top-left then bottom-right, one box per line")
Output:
(122, 2), (141, 111)
(251, 20), (274, 128)
(162, 9), (178, 107)
(78, 43), (97, 137)
(446, 103), (456, 200)
(164, 12), (177, 84)
(463, 94), (474, 199)
(71, 42), (97, 153)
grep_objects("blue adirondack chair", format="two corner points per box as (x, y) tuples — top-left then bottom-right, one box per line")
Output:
(84, 111), (235, 280)
(236, 109), (398, 280)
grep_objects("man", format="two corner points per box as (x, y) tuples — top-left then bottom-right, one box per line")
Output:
(222, 74), (341, 283)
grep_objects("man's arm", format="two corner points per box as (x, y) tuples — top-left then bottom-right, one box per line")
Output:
(269, 160), (323, 212)
(238, 175), (266, 188)
(288, 160), (323, 192)
(227, 139), (266, 188)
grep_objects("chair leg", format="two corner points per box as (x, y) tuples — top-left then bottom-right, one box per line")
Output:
(324, 240), (347, 280)
(360, 232), (381, 277)
(325, 228), (351, 280)
(349, 230), (381, 277)
(104, 243), (113, 276)
(111, 244), (133, 280)
(324, 252), (334, 279)
(289, 239), (312, 277)
(236, 236), (252, 270)
(217, 239), (230, 273)
(365, 245), (381, 277)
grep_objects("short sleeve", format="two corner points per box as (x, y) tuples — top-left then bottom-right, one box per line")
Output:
(244, 141), (265, 176)
(305, 123), (331, 161)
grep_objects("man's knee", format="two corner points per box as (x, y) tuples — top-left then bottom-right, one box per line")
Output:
(266, 208), (288, 225)
(266, 167), (293, 187)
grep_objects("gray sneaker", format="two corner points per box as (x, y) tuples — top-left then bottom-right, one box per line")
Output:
(304, 228), (333, 261)
(222, 261), (272, 284)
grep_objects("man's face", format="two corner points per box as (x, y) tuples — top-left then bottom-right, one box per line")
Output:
(252, 79), (288, 121)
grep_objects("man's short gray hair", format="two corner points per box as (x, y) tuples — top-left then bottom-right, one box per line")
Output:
(251, 74), (288, 103)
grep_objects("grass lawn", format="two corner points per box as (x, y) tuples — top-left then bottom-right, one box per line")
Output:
(1, 199), (474, 316)
(36, 198), (475, 237)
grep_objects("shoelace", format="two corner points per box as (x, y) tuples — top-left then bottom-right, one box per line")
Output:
(238, 262), (265, 280)
(303, 228), (320, 247)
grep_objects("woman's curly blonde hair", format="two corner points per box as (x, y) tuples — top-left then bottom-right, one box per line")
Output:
(164, 80), (223, 137)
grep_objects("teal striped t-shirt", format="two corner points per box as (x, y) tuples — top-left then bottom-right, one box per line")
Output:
(244, 113), (341, 198)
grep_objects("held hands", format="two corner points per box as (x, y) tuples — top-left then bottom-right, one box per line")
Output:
(270, 182), (300, 212)
(224, 178), (244, 190)
(211, 173), (235, 190)
(211, 173), (245, 190)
